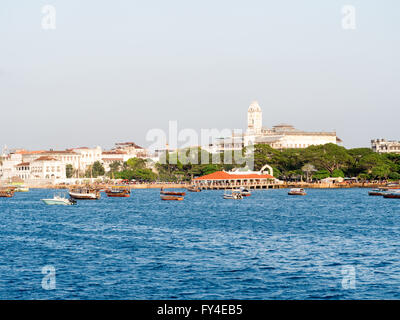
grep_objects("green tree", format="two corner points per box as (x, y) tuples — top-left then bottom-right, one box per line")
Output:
(312, 169), (331, 180)
(303, 143), (352, 174)
(86, 161), (105, 178)
(66, 164), (74, 178)
(126, 157), (147, 170)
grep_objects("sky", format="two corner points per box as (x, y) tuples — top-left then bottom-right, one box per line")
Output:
(0, 0), (399, 151)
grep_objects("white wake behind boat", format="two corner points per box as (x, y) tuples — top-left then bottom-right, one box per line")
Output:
(41, 195), (77, 205)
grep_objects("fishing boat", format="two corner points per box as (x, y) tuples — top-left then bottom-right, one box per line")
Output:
(0, 189), (14, 198)
(240, 187), (251, 197)
(160, 195), (184, 201)
(386, 183), (400, 189)
(41, 195), (77, 205)
(223, 190), (243, 200)
(383, 190), (400, 199)
(288, 188), (307, 196)
(160, 188), (186, 196)
(368, 188), (388, 196)
(187, 185), (201, 192)
(69, 188), (101, 200)
(105, 187), (130, 198)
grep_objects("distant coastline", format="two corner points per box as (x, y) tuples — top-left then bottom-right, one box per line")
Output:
(26, 182), (389, 190)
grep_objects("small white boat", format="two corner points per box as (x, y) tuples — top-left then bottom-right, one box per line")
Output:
(223, 190), (243, 200)
(41, 195), (77, 205)
(15, 186), (29, 192)
(288, 188), (307, 196)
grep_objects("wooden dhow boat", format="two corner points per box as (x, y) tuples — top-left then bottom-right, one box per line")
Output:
(160, 195), (184, 201)
(69, 187), (101, 200)
(368, 188), (388, 196)
(0, 189), (15, 198)
(105, 187), (131, 198)
(160, 188), (186, 196)
(383, 190), (400, 199)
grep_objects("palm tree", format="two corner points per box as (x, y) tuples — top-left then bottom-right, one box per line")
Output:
(302, 163), (317, 182)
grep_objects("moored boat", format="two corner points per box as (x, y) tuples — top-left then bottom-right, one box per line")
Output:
(386, 183), (400, 189)
(41, 195), (77, 205)
(160, 188), (186, 196)
(288, 188), (307, 196)
(0, 189), (15, 198)
(187, 185), (201, 192)
(368, 188), (388, 196)
(160, 195), (184, 201)
(14, 186), (29, 192)
(223, 190), (243, 200)
(69, 188), (101, 200)
(240, 187), (251, 197)
(105, 187), (130, 198)
(383, 190), (400, 199)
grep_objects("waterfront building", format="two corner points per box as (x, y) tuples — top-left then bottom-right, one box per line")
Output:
(69, 147), (103, 171)
(29, 156), (66, 180)
(15, 162), (31, 180)
(0, 142), (150, 182)
(371, 139), (400, 154)
(192, 166), (280, 189)
(101, 150), (130, 171)
(213, 101), (341, 152)
(0, 153), (24, 181)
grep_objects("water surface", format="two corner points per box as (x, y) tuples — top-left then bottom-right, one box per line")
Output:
(0, 188), (399, 299)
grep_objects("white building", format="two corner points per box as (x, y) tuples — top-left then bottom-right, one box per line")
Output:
(69, 146), (102, 171)
(30, 156), (66, 180)
(101, 150), (130, 171)
(0, 153), (23, 181)
(371, 139), (400, 154)
(214, 101), (341, 152)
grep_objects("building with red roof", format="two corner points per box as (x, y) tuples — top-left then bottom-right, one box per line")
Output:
(192, 169), (280, 190)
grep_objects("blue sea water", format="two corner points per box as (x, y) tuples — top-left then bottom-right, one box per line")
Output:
(0, 188), (400, 300)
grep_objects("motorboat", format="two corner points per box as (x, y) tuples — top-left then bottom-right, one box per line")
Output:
(240, 187), (251, 197)
(368, 188), (388, 196)
(288, 188), (307, 196)
(41, 195), (77, 205)
(187, 185), (201, 192)
(223, 190), (243, 200)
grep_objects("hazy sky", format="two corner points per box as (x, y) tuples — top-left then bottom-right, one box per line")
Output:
(0, 0), (399, 150)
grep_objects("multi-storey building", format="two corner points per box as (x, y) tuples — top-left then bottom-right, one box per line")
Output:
(371, 139), (400, 154)
(214, 101), (342, 152)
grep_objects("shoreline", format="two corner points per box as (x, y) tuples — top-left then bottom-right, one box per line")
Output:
(24, 182), (387, 190)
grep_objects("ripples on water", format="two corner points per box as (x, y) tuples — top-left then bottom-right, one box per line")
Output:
(0, 188), (399, 299)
